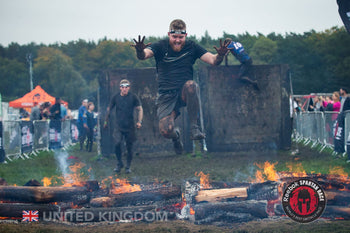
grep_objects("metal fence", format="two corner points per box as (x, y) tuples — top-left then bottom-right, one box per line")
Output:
(1, 119), (79, 161)
(293, 110), (350, 153)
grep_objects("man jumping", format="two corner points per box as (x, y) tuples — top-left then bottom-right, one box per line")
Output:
(132, 19), (229, 154)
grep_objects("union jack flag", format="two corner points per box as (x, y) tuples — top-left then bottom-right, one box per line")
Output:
(22, 210), (39, 222)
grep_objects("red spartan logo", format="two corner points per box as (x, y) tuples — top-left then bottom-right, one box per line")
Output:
(282, 179), (326, 223)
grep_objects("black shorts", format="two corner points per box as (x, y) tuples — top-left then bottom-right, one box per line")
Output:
(156, 89), (186, 120)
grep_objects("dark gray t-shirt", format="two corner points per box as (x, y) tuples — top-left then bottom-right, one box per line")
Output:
(148, 39), (207, 91)
(109, 92), (141, 131)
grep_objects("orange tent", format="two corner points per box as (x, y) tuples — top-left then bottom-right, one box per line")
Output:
(9, 85), (67, 109)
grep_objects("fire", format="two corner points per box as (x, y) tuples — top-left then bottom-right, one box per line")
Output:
(253, 161), (279, 183)
(195, 171), (212, 189)
(100, 176), (113, 189)
(190, 207), (195, 215)
(70, 203), (79, 209)
(173, 193), (195, 216)
(62, 162), (89, 187)
(285, 162), (307, 177)
(110, 178), (142, 194)
(41, 177), (52, 187)
(254, 170), (264, 183)
(329, 166), (349, 179)
(41, 162), (90, 187)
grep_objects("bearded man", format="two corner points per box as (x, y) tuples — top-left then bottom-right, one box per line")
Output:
(132, 19), (229, 155)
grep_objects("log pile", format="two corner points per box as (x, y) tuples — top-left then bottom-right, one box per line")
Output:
(0, 176), (349, 224)
(0, 179), (181, 222)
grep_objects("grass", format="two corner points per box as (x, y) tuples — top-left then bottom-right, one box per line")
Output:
(0, 140), (349, 186)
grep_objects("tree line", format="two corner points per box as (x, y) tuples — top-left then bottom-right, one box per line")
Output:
(0, 26), (349, 109)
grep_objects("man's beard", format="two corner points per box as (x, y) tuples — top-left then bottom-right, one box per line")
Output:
(170, 41), (185, 52)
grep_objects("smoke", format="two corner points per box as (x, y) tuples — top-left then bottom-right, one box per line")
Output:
(232, 164), (257, 182)
(53, 150), (69, 177)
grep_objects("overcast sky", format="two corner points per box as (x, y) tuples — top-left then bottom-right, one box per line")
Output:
(0, 0), (344, 46)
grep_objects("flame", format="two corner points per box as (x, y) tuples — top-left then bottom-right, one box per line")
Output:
(286, 162), (307, 177)
(190, 207), (195, 215)
(254, 170), (264, 183)
(0, 217), (21, 220)
(41, 162), (90, 187)
(253, 161), (279, 182)
(71, 203), (79, 209)
(110, 178), (141, 194)
(329, 166), (349, 179)
(195, 171), (212, 189)
(100, 176), (113, 189)
(41, 177), (52, 187)
(62, 162), (88, 187)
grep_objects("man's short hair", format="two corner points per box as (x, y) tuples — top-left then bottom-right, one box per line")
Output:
(169, 19), (186, 33)
(83, 99), (88, 103)
(120, 79), (131, 86)
(341, 87), (348, 94)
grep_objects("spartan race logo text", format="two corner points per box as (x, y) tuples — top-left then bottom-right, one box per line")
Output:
(282, 178), (326, 223)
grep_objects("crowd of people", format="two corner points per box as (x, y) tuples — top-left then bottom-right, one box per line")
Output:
(26, 97), (74, 122)
(291, 87), (350, 163)
(22, 97), (97, 152)
(292, 88), (350, 114)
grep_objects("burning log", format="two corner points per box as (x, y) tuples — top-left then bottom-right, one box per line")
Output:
(194, 181), (279, 203)
(90, 197), (115, 207)
(322, 206), (350, 220)
(0, 185), (94, 204)
(0, 203), (60, 219)
(195, 187), (248, 203)
(90, 185), (182, 208)
(325, 190), (350, 206)
(193, 200), (269, 224)
(277, 172), (350, 190)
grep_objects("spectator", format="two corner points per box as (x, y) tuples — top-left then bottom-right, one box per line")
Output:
(294, 98), (303, 113)
(19, 108), (30, 120)
(50, 97), (62, 121)
(30, 102), (41, 121)
(307, 97), (315, 111)
(40, 102), (51, 120)
(66, 108), (73, 120)
(322, 92), (341, 121)
(340, 87), (349, 112)
(313, 96), (323, 111)
(60, 102), (67, 120)
(49, 97), (63, 149)
(78, 99), (89, 151)
(86, 102), (96, 152)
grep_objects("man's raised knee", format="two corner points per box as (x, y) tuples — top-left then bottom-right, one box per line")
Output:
(184, 80), (198, 93)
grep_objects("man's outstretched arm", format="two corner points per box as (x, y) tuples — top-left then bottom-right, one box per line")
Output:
(200, 39), (230, 66)
(131, 35), (154, 60)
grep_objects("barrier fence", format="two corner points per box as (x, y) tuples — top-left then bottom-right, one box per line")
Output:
(0, 119), (79, 162)
(293, 110), (350, 154)
(1, 111), (349, 162)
